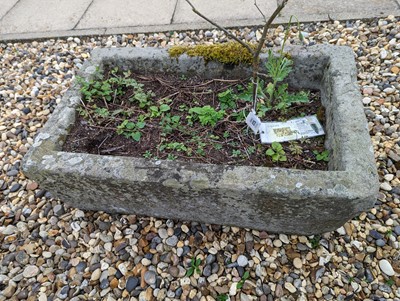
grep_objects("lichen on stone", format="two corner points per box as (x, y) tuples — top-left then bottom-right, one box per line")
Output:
(168, 42), (257, 65)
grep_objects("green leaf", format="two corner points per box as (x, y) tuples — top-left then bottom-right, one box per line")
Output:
(186, 267), (194, 277)
(125, 122), (135, 130)
(131, 132), (141, 142)
(136, 122), (146, 129)
(266, 148), (275, 156)
(272, 142), (282, 151)
(279, 155), (287, 162)
(160, 104), (171, 112)
(243, 271), (250, 280)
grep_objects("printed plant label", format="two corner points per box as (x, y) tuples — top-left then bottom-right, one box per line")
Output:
(259, 115), (324, 143)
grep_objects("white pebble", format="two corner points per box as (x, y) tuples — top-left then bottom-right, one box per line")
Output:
(379, 259), (395, 276)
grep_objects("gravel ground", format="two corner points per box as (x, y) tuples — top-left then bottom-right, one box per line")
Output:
(1, 16), (400, 301)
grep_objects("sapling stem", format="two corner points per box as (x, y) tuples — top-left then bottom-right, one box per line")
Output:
(183, 0), (289, 115)
(184, 0), (254, 55)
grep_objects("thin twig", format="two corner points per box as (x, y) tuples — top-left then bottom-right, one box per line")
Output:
(100, 146), (125, 154)
(184, 0), (254, 55)
(97, 134), (111, 154)
(254, 0), (267, 22)
(79, 98), (95, 124)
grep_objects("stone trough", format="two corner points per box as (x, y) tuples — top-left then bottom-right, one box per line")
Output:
(22, 45), (379, 235)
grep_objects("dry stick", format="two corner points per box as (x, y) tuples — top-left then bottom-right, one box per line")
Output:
(251, 0), (289, 110)
(254, 0), (267, 23)
(184, 0), (254, 55)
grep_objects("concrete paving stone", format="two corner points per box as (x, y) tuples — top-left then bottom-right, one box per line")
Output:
(76, 0), (177, 29)
(173, 0), (277, 24)
(0, 0), (92, 35)
(0, 0), (18, 20)
(0, 28), (107, 42)
(280, 0), (400, 20)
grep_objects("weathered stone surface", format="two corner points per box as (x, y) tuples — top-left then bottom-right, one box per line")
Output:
(22, 45), (379, 235)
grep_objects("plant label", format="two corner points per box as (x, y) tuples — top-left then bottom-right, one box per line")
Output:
(246, 110), (262, 134)
(259, 115), (325, 143)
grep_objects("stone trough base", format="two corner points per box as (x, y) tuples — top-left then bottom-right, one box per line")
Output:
(22, 45), (378, 235)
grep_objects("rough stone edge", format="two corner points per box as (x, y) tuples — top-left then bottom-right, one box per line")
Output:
(22, 45), (379, 233)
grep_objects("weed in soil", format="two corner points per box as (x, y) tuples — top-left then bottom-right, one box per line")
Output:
(63, 67), (328, 170)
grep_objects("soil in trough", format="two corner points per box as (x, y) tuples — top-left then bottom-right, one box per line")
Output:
(63, 69), (328, 170)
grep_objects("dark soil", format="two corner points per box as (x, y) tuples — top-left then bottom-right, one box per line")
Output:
(63, 71), (328, 170)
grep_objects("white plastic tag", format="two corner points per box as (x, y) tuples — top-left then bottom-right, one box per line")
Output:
(246, 110), (262, 134)
(259, 115), (324, 144)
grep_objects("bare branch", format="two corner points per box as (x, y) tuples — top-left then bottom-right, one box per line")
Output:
(254, 0), (267, 23)
(254, 0), (288, 59)
(184, 0), (254, 55)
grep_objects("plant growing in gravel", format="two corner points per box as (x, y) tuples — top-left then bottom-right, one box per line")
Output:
(186, 257), (202, 276)
(236, 271), (250, 289)
(266, 142), (287, 162)
(216, 294), (229, 301)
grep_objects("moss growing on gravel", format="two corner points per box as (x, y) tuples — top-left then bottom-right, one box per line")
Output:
(168, 42), (257, 65)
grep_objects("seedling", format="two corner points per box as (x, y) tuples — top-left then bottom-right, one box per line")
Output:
(309, 236), (321, 249)
(288, 141), (303, 155)
(313, 150), (329, 162)
(266, 142), (287, 162)
(216, 294), (229, 301)
(116, 120), (145, 142)
(236, 271), (250, 289)
(186, 257), (202, 277)
(189, 105), (225, 126)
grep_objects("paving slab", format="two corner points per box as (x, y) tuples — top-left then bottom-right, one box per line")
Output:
(0, 0), (92, 34)
(173, 0), (276, 24)
(76, 0), (177, 29)
(0, 0), (18, 20)
(280, 0), (400, 22)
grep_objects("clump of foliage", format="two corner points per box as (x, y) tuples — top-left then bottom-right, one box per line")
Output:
(266, 142), (287, 162)
(313, 150), (329, 162)
(188, 105), (225, 126)
(236, 271), (250, 289)
(186, 257), (202, 276)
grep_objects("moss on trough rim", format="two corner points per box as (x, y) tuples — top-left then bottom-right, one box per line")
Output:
(168, 42), (257, 65)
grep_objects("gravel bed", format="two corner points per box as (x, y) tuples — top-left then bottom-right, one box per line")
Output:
(1, 16), (400, 301)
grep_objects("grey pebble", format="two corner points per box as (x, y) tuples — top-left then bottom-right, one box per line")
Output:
(203, 264), (212, 277)
(376, 239), (386, 247)
(126, 276), (139, 292)
(369, 230), (383, 240)
(10, 183), (21, 192)
(144, 271), (157, 285)
(393, 225), (400, 236)
(166, 235), (178, 247)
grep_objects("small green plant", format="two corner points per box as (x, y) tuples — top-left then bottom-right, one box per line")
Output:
(167, 154), (177, 161)
(218, 89), (237, 110)
(116, 120), (145, 142)
(309, 236), (321, 249)
(186, 257), (202, 277)
(143, 151), (153, 158)
(386, 229), (393, 237)
(231, 149), (242, 158)
(313, 150), (329, 162)
(160, 114), (181, 134)
(386, 278), (395, 286)
(236, 271), (250, 289)
(216, 294), (229, 301)
(149, 104), (171, 117)
(288, 141), (303, 155)
(266, 142), (287, 162)
(189, 105), (225, 126)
